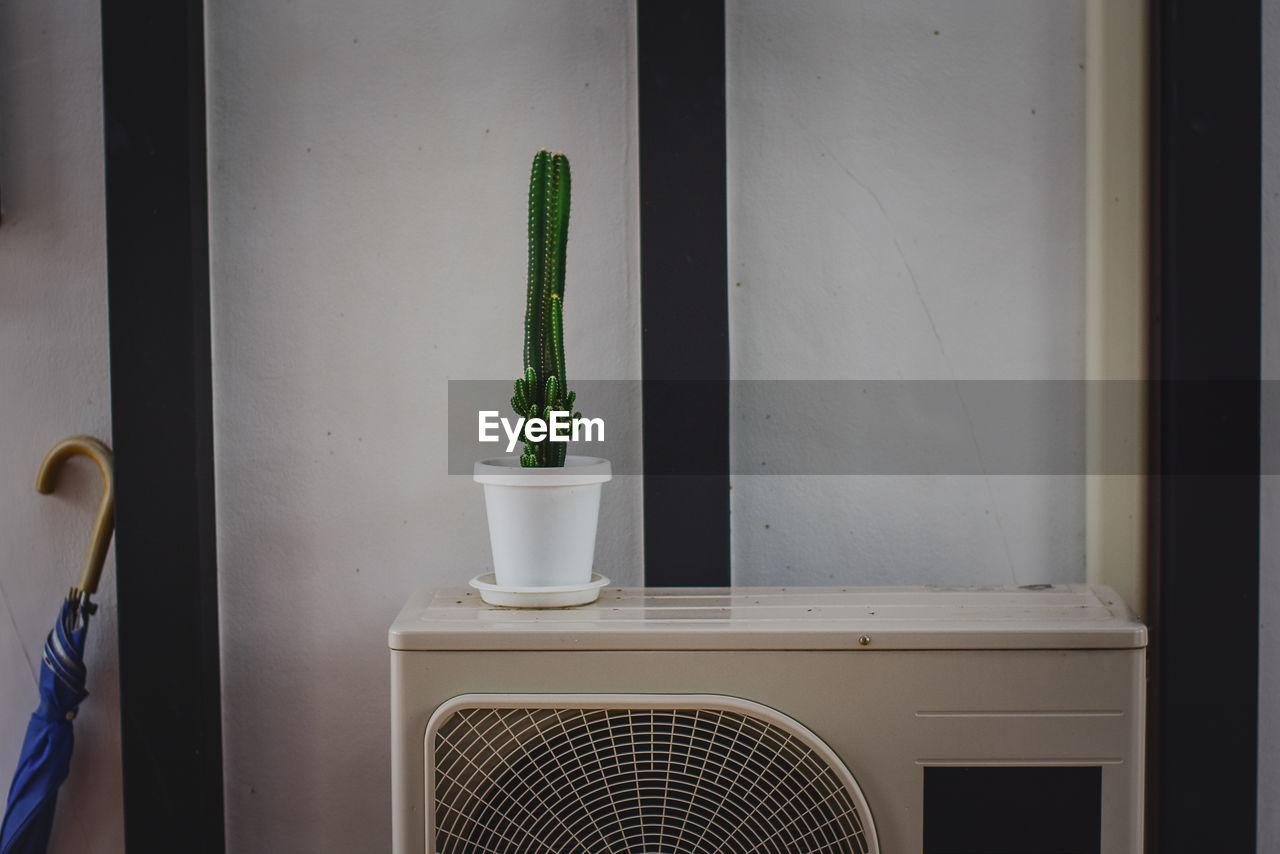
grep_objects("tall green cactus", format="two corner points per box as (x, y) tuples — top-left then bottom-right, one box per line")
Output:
(511, 149), (580, 467)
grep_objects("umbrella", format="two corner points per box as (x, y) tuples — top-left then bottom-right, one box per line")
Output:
(1, 437), (114, 854)
(0, 599), (91, 853)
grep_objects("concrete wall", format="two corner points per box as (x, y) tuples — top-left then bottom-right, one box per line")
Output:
(1259, 0), (1278, 847)
(206, 2), (1090, 848)
(0, 0), (1267, 849)
(198, 0), (1273, 849)
(204, 1), (640, 850)
(0, 2), (120, 852)
(727, 0), (1086, 586)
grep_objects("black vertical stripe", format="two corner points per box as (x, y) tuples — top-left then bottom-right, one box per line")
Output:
(638, 1), (731, 586)
(1148, 1), (1260, 850)
(101, 0), (225, 849)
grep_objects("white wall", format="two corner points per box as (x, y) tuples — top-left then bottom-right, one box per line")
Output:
(204, 1), (640, 850)
(206, 2), (1280, 850)
(0, 1), (1266, 848)
(207, 2), (1089, 847)
(727, 0), (1086, 586)
(1259, 0), (1278, 847)
(0, 2), (120, 852)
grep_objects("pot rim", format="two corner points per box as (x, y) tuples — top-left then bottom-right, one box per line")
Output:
(474, 455), (612, 486)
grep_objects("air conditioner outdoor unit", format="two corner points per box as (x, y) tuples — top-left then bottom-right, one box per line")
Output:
(390, 585), (1146, 853)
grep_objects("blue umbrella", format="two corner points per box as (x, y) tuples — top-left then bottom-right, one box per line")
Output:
(1, 437), (114, 854)
(0, 598), (92, 854)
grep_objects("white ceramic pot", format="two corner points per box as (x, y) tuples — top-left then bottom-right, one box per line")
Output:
(473, 455), (611, 588)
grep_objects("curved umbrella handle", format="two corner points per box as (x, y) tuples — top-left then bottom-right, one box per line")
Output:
(36, 436), (115, 599)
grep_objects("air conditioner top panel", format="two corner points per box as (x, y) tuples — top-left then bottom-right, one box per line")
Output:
(389, 584), (1145, 651)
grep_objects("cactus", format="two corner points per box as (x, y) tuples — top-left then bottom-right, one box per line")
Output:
(510, 149), (580, 467)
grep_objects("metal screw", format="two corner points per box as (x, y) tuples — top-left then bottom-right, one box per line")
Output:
(858, 635), (871, 646)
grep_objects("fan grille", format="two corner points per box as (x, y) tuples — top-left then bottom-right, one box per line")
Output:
(429, 700), (873, 854)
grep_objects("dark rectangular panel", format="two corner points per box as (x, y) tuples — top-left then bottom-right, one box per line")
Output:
(924, 766), (1101, 854)
(101, 0), (225, 849)
(1148, 1), (1260, 852)
(637, 0), (731, 585)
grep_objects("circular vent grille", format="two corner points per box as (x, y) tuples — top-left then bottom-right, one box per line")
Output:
(429, 697), (876, 854)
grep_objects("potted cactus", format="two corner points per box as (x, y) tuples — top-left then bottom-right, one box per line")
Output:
(472, 150), (611, 606)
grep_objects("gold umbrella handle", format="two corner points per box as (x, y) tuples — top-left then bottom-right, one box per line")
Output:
(36, 436), (115, 598)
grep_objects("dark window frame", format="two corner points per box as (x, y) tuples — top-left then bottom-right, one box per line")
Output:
(102, 1), (1261, 848)
(637, 0), (732, 586)
(1146, 1), (1260, 851)
(101, 0), (225, 849)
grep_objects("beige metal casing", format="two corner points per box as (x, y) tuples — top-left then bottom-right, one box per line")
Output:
(390, 585), (1146, 853)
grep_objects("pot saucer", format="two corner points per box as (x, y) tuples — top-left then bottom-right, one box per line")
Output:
(468, 572), (610, 608)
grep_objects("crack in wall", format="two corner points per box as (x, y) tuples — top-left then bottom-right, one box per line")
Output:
(816, 133), (1019, 583)
(0, 575), (38, 686)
